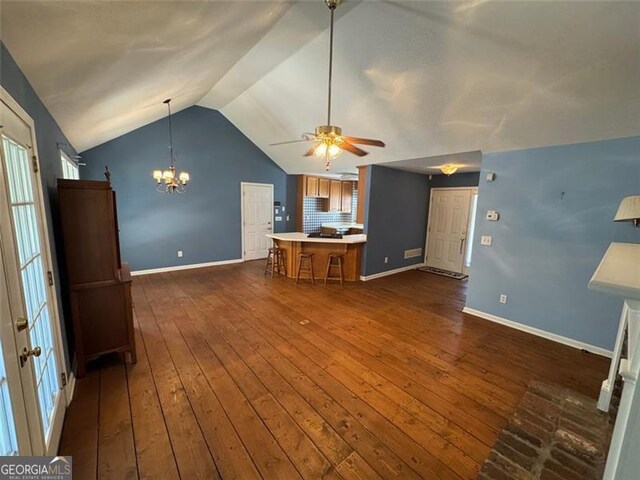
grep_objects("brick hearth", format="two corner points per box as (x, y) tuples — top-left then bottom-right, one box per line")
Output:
(478, 381), (615, 480)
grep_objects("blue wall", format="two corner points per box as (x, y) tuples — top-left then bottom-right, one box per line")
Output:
(82, 106), (293, 271)
(363, 165), (430, 276)
(1, 43), (77, 369)
(466, 136), (640, 350)
(362, 168), (480, 277)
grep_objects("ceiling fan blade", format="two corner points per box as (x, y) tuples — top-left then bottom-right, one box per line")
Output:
(270, 138), (314, 146)
(303, 146), (317, 157)
(341, 141), (368, 157)
(342, 136), (385, 147)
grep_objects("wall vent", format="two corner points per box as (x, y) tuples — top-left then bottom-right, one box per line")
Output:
(404, 248), (423, 259)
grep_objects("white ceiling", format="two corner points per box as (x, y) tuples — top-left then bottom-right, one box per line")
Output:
(0, 0), (293, 151)
(379, 151), (482, 175)
(2, 1), (639, 174)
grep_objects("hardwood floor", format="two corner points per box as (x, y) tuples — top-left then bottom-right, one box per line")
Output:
(58, 261), (609, 479)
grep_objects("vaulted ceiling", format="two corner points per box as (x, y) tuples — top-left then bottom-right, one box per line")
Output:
(2, 1), (639, 175)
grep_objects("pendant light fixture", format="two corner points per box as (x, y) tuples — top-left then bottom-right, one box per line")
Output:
(152, 99), (189, 193)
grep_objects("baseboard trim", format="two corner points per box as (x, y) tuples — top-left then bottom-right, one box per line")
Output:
(360, 263), (426, 281)
(132, 258), (244, 276)
(462, 307), (612, 358)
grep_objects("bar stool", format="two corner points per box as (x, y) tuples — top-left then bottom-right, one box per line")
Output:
(296, 252), (315, 285)
(324, 253), (344, 286)
(276, 248), (287, 276)
(265, 247), (286, 277)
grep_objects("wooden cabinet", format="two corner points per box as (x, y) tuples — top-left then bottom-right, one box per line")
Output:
(304, 176), (330, 198)
(341, 181), (353, 214)
(318, 178), (330, 198)
(58, 179), (136, 377)
(305, 176), (318, 197)
(320, 180), (355, 213)
(329, 180), (342, 212)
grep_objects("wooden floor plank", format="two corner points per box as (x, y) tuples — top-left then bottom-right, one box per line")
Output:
(136, 275), (259, 480)
(60, 260), (608, 480)
(132, 278), (221, 480)
(58, 371), (100, 480)
(171, 271), (354, 468)
(97, 363), (137, 480)
(126, 311), (179, 480)
(143, 273), (304, 480)
(336, 451), (384, 480)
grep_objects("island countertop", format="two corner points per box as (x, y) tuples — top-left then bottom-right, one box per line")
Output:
(266, 232), (367, 244)
(266, 232), (365, 281)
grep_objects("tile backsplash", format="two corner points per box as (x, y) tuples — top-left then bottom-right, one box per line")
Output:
(302, 184), (358, 233)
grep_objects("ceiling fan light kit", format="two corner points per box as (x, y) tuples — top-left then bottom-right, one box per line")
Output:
(270, 0), (385, 171)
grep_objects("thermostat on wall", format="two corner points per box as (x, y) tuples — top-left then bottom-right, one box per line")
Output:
(486, 210), (500, 221)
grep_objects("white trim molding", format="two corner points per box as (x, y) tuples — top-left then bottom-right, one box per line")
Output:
(65, 371), (76, 405)
(462, 307), (613, 358)
(131, 258), (243, 276)
(360, 263), (426, 281)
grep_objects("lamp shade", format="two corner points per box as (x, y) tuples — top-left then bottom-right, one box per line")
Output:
(614, 195), (640, 223)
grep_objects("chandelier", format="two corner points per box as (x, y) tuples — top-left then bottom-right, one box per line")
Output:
(152, 99), (190, 193)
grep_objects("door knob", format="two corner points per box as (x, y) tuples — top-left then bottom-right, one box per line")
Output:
(16, 317), (28, 332)
(19, 346), (42, 368)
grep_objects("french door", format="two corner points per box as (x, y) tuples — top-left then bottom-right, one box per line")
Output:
(242, 182), (274, 260)
(0, 88), (67, 455)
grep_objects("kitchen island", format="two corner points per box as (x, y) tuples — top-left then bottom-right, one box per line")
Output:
(266, 232), (366, 281)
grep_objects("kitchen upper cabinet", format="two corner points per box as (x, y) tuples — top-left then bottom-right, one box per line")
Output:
(305, 176), (319, 197)
(329, 180), (342, 212)
(341, 181), (353, 214)
(318, 178), (330, 198)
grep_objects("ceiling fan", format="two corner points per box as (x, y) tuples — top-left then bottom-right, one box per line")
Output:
(270, 0), (385, 170)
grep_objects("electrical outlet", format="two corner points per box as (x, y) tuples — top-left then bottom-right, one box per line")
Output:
(499, 294), (508, 304)
(481, 235), (492, 246)
(384, 256), (389, 264)
(177, 250), (183, 258)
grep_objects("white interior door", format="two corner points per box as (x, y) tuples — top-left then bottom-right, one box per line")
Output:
(242, 183), (273, 261)
(0, 90), (67, 455)
(426, 188), (472, 273)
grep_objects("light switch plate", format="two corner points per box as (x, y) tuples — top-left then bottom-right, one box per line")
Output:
(481, 235), (492, 246)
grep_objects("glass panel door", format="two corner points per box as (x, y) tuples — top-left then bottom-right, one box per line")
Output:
(0, 347), (19, 457)
(2, 135), (59, 440)
(1, 90), (67, 455)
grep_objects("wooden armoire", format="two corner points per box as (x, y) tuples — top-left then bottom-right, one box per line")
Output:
(57, 179), (136, 377)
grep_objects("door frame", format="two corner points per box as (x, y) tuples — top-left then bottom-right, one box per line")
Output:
(240, 182), (274, 261)
(424, 186), (479, 274)
(0, 86), (71, 454)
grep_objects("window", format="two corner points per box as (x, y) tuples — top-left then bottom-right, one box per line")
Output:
(60, 151), (79, 179)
